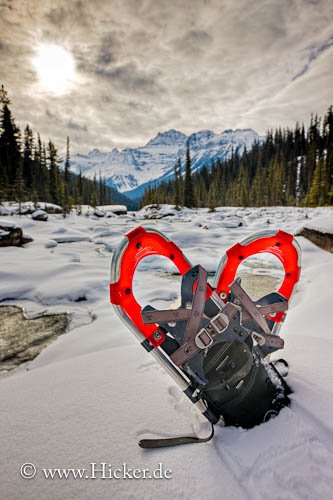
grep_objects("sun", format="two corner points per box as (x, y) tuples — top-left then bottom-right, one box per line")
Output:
(32, 44), (77, 95)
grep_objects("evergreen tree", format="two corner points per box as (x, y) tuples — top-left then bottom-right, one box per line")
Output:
(184, 141), (195, 208)
(13, 162), (25, 213)
(144, 106), (332, 209)
(91, 173), (98, 207)
(0, 157), (8, 202)
(207, 182), (217, 211)
(48, 140), (59, 204)
(0, 87), (21, 186)
(40, 142), (49, 201)
(174, 158), (181, 209)
(63, 136), (71, 216)
(237, 161), (250, 206)
(307, 158), (324, 206)
(23, 125), (34, 190)
(323, 106), (333, 205)
(99, 170), (104, 206)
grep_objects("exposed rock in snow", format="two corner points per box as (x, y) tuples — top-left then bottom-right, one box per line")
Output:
(0, 305), (69, 372)
(0, 220), (33, 246)
(137, 204), (178, 219)
(94, 209), (105, 217)
(298, 215), (333, 235)
(296, 215), (333, 252)
(32, 209), (48, 221)
(105, 210), (117, 218)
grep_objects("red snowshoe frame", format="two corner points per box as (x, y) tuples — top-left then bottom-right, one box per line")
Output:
(110, 227), (301, 343)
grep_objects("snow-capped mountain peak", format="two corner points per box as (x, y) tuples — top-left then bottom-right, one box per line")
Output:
(146, 129), (187, 147)
(69, 128), (261, 198)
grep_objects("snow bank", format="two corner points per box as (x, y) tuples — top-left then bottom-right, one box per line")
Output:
(97, 205), (127, 214)
(0, 219), (15, 228)
(1, 201), (62, 214)
(299, 215), (333, 234)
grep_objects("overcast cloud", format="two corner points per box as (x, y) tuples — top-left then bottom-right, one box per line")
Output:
(0, 0), (333, 153)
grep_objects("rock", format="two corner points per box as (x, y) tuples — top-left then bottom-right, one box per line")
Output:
(94, 209), (105, 217)
(139, 204), (177, 219)
(0, 305), (69, 372)
(32, 209), (48, 221)
(0, 221), (33, 247)
(22, 233), (33, 245)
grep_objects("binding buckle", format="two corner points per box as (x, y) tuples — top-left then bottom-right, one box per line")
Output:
(195, 312), (229, 350)
(210, 313), (229, 334)
(195, 328), (213, 349)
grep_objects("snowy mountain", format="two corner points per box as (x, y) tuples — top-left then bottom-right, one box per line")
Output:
(70, 128), (261, 200)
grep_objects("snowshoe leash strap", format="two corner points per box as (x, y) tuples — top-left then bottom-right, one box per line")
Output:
(139, 423), (214, 449)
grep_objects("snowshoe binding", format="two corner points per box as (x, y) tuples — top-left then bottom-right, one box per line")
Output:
(110, 227), (301, 448)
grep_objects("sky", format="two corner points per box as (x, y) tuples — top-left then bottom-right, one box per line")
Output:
(0, 0), (333, 153)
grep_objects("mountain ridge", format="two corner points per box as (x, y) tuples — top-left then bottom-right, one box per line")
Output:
(69, 128), (261, 200)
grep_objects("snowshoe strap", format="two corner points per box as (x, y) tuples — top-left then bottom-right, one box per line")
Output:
(141, 307), (192, 324)
(183, 265), (208, 344)
(138, 423), (214, 449)
(230, 278), (271, 334)
(241, 300), (288, 320)
(142, 301), (287, 325)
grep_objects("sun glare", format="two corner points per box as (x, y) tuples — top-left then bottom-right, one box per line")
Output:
(32, 44), (77, 95)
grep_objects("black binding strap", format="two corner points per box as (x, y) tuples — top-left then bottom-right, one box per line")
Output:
(138, 423), (214, 449)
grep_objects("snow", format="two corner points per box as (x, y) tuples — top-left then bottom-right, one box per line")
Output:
(0, 219), (15, 228)
(1, 201), (62, 214)
(0, 206), (14, 216)
(36, 202), (63, 211)
(298, 214), (333, 234)
(97, 205), (127, 214)
(0, 205), (333, 500)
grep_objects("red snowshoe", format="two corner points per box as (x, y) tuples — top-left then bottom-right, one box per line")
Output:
(110, 227), (301, 448)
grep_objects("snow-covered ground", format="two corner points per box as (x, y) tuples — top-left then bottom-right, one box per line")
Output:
(0, 205), (332, 500)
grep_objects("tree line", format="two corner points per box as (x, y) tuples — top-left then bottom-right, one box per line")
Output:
(141, 106), (333, 208)
(0, 85), (113, 212)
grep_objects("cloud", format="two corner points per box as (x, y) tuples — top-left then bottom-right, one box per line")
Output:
(67, 119), (88, 132)
(172, 29), (213, 56)
(0, 0), (332, 154)
(292, 33), (333, 81)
